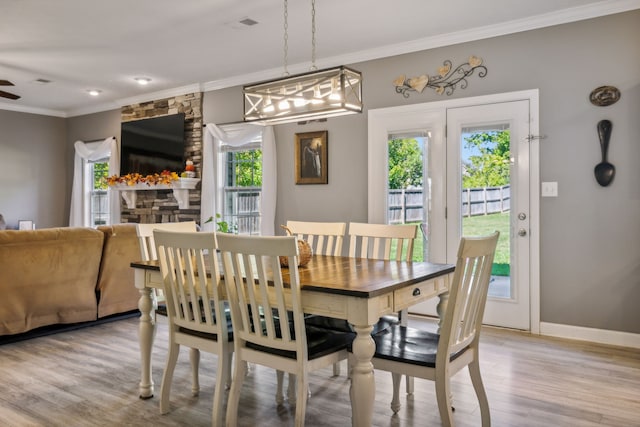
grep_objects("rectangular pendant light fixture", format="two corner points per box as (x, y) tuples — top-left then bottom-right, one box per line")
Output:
(243, 66), (362, 125)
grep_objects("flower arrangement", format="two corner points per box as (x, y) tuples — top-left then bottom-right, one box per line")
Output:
(106, 170), (180, 187)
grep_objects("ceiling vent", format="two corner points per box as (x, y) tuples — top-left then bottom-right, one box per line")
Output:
(239, 18), (258, 26)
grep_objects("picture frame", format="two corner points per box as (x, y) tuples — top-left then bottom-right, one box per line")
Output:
(295, 131), (328, 185)
(18, 220), (34, 230)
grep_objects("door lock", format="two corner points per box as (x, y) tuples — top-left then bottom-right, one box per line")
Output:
(518, 212), (527, 220)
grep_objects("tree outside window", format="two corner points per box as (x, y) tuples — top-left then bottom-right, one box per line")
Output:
(462, 130), (510, 188)
(223, 148), (262, 235)
(388, 138), (423, 190)
(90, 160), (110, 227)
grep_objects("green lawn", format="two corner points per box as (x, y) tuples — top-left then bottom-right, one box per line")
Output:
(401, 212), (510, 275)
(463, 212), (510, 275)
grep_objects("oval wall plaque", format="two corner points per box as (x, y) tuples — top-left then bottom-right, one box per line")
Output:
(589, 85), (621, 107)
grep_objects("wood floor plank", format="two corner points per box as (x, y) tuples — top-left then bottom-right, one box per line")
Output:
(0, 316), (639, 426)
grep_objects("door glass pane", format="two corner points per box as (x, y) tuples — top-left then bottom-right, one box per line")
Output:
(460, 125), (512, 299)
(387, 131), (430, 262)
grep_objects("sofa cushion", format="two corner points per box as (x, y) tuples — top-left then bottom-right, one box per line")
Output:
(96, 224), (141, 318)
(0, 227), (104, 335)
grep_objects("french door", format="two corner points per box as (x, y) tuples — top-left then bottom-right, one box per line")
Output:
(368, 91), (539, 331)
(446, 100), (530, 329)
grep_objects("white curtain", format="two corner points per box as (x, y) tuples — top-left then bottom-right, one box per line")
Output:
(69, 137), (120, 227)
(202, 123), (276, 235)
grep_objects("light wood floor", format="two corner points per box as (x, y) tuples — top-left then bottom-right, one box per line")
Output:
(1, 315), (639, 427)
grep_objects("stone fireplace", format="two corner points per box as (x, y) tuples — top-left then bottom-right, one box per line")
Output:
(119, 93), (203, 224)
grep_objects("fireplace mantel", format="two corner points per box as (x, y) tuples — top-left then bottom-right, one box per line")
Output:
(110, 178), (200, 209)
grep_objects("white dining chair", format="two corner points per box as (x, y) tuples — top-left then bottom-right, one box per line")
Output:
(153, 230), (233, 427)
(361, 232), (499, 426)
(135, 221), (203, 395)
(217, 234), (353, 427)
(285, 220), (346, 377)
(285, 220), (346, 257)
(347, 222), (419, 390)
(347, 222), (417, 262)
(136, 221), (198, 263)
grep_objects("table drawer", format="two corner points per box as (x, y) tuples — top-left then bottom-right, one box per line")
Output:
(393, 277), (447, 311)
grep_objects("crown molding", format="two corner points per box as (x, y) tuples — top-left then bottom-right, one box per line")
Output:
(66, 101), (121, 118)
(0, 101), (68, 118)
(5, 0), (638, 118)
(202, 0), (640, 93)
(115, 83), (204, 109)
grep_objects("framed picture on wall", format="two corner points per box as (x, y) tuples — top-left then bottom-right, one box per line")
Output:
(295, 131), (328, 185)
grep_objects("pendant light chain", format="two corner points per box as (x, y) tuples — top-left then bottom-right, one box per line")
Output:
(283, 0), (289, 76)
(310, 0), (317, 71)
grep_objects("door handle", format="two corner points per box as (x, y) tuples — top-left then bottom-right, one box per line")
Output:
(518, 228), (527, 237)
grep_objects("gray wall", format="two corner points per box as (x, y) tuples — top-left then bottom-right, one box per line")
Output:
(204, 11), (640, 334)
(1, 11), (638, 334)
(0, 111), (66, 228)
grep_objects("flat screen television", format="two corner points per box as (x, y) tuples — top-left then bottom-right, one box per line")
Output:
(120, 113), (185, 176)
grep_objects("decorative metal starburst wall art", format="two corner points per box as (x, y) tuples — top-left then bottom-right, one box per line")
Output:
(393, 55), (487, 97)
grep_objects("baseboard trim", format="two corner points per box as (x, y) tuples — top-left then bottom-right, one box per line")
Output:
(539, 322), (640, 349)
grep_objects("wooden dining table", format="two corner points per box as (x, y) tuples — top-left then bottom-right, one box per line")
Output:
(131, 254), (454, 427)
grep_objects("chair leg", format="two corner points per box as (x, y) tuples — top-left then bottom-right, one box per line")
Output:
(213, 351), (231, 427)
(190, 348), (200, 396)
(159, 341), (180, 414)
(390, 373), (402, 414)
(435, 372), (454, 427)
(275, 370), (285, 405)
(294, 373), (309, 427)
(398, 309), (414, 395)
(405, 375), (414, 394)
(333, 361), (341, 376)
(226, 355), (247, 427)
(469, 358), (491, 427)
(288, 373), (298, 404)
(224, 355), (233, 390)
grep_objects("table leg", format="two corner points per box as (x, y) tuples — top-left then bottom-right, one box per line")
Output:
(349, 324), (375, 427)
(138, 286), (156, 399)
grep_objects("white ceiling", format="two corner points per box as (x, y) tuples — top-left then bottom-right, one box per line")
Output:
(1, 0), (637, 117)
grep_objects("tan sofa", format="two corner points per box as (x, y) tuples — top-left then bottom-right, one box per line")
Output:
(0, 224), (141, 336)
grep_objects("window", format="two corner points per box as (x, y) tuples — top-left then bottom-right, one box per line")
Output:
(221, 141), (262, 235)
(86, 158), (110, 227)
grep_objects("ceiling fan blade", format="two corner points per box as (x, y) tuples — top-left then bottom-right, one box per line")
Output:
(0, 90), (20, 100)
(0, 80), (15, 86)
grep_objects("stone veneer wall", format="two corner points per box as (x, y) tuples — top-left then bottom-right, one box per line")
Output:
(119, 93), (203, 224)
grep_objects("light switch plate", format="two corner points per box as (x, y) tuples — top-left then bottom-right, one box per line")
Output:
(542, 181), (558, 197)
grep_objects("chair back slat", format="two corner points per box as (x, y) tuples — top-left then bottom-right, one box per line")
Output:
(218, 234), (305, 356)
(286, 220), (346, 256)
(439, 232), (499, 357)
(136, 221), (197, 261)
(348, 222), (418, 261)
(154, 230), (228, 337)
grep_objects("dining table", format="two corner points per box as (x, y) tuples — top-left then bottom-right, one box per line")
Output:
(131, 254), (454, 427)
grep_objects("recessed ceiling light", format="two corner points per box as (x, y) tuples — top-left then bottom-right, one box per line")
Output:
(87, 89), (102, 96)
(134, 77), (152, 85)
